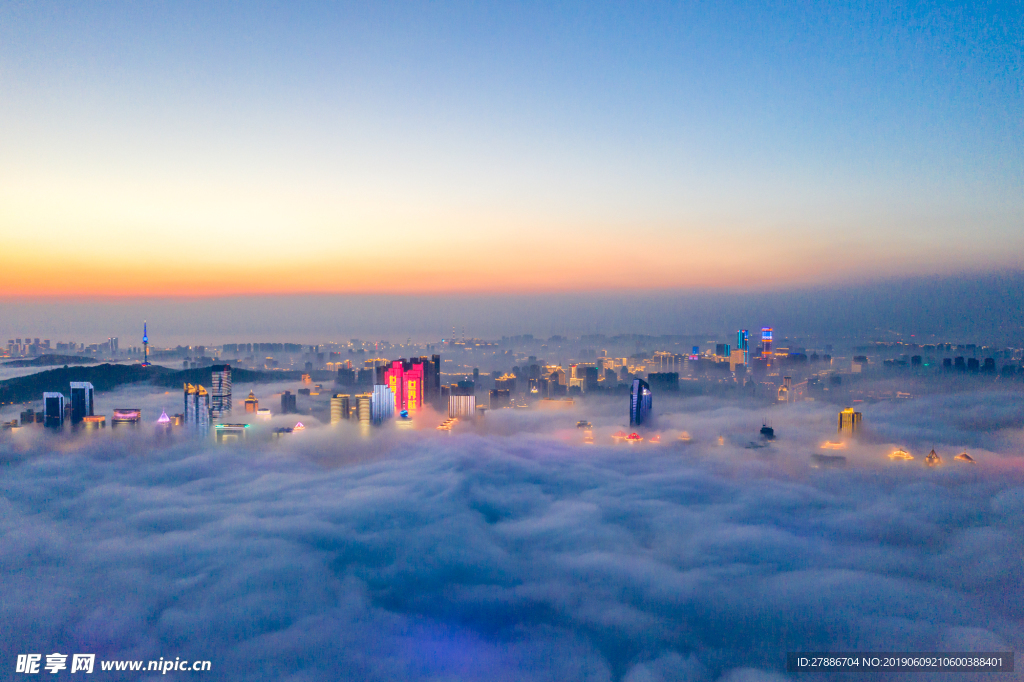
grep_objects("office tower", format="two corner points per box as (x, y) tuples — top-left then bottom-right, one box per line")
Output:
(489, 389), (511, 408)
(583, 366), (599, 392)
(838, 408), (862, 435)
(184, 384), (210, 431)
(244, 390), (259, 413)
(383, 359), (426, 412)
(690, 346), (700, 360)
(371, 385), (395, 424)
(111, 409), (142, 428)
(280, 391), (297, 414)
(729, 349), (746, 371)
(737, 330), (749, 363)
(142, 321), (150, 366)
(761, 328), (773, 357)
(715, 343), (731, 358)
(44, 392), (65, 430)
(331, 394), (351, 424)
(449, 394), (476, 418)
(354, 393), (372, 424)
(210, 365), (232, 419)
(69, 382), (95, 425)
(629, 379), (652, 427)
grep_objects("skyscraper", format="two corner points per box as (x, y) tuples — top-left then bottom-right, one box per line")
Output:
(43, 392), (65, 430)
(184, 384), (210, 431)
(383, 359), (426, 412)
(371, 385), (395, 424)
(448, 394), (476, 418)
(629, 379), (652, 426)
(354, 393), (372, 424)
(210, 365), (232, 419)
(69, 381), (95, 425)
(331, 394), (351, 424)
(761, 328), (773, 357)
(244, 390), (258, 413)
(280, 391), (297, 414)
(737, 330), (749, 363)
(838, 408), (862, 435)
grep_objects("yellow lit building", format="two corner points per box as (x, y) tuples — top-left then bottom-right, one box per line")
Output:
(244, 390), (259, 413)
(838, 408), (862, 434)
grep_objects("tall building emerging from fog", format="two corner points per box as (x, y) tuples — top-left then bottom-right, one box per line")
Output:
(244, 390), (258, 413)
(210, 365), (232, 419)
(371, 385), (395, 424)
(761, 327), (773, 357)
(383, 360), (426, 412)
(44, 392), (65, 430)
(69, 382), (94, 424)
(184, 384), (210, 431)
(629, 379), (652, 427)
(736, 330), (749, 363)
(331, 394), (351, 424)
(838, 407), (862, 434)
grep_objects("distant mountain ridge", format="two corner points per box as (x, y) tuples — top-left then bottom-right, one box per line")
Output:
(0, 364), (302, 406)
(2, 354), (98, 367)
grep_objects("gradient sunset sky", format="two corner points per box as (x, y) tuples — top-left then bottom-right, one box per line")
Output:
(1, 1), (1021, 296)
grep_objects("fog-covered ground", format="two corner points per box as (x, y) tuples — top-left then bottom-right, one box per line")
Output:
(1, 383), (1022, 681)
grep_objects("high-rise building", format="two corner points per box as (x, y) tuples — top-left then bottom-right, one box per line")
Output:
(244, 390), (258, 413)
(383, 360), (426, 413)
(371, 385), (395, 424)
(729, 349), (746, 371)
(210, 365), (232, 420)
(488, 389), (510, 408)
(69, 382), (95, 425)
(838, 408), (862, 435)
(280, 391), (297, 414)
(715, 343), (731, 359)
(184, 384), (210, 431)
(331, 394), (351, 424)
(449, 394), (476, 418)
(761, 328), (773, 357)
(737, 330), (749, 363)
(629, 379), (652, 426)
(44, 392), (65, 430)
(354, 393), (372, 424)
(111, 409), (142, 428)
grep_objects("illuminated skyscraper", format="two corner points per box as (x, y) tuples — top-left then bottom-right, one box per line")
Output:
(838, 407), (862, 434)
(354, 393), (372, 424)
(210, 365), (232, 419)
(43, 392), (65, 430)
(371, 385), (395, 424)
(761, 328), (773, 357)
(244, 390), (258, 413)
(383, 360), (426, 412)
(280, 390), (297, 414)
(629, 379), (652, 426)
(737, 330), (749, 363)
(331, 394), (351, 423)
(184, 384), (210, 431)
(448, 394), (476, 418)
(69, 381), (95, 425)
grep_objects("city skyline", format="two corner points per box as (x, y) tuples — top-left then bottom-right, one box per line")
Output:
(1, 3), (1021, 296)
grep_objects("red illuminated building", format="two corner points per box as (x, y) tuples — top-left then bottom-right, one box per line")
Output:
(383, 360), (426, 412)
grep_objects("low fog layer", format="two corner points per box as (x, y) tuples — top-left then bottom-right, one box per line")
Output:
(2, 384), (1023, 681)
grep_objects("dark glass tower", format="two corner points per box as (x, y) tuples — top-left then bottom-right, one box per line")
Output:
(629, 379), (652, 427)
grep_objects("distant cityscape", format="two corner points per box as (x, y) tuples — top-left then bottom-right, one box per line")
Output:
(3, 322), (1022, 452)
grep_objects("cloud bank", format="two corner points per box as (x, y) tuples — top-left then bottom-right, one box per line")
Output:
(2, 386), (1023, 681)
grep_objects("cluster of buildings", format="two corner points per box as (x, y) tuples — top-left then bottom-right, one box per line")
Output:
(3, 381), (142, 432)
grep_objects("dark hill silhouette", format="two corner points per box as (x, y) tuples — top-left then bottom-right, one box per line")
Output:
(3, 354), (98, 367)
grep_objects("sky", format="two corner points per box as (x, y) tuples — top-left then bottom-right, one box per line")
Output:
(1, 1), (1022, 296)
(2, 383), (1023, 680)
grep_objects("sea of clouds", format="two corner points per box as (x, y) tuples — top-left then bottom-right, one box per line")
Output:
(2, 384), (1023, 681)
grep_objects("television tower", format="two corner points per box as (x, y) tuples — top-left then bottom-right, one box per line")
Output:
(142, 321), (150, 367)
